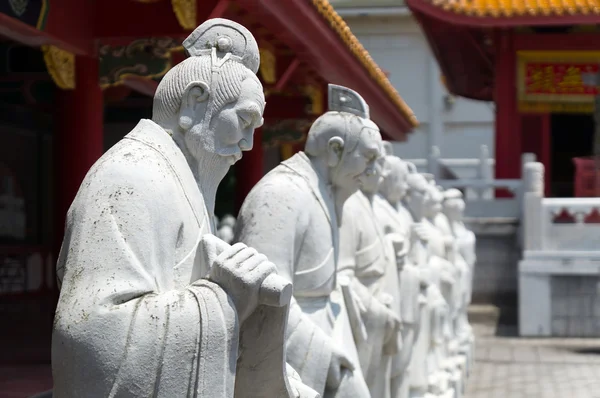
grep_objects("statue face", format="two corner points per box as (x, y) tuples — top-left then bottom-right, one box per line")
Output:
(186, 77), (265, 167)
(387, 161), (409, 202)
(443, 198), (465, 220)
(332, 127), (382, 193)
(360, 155), (384, 194)
(423, 185), (443, 217)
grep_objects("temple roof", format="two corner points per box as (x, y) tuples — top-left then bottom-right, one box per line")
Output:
(408, 0), (600, 25)
(429, 0), (600, 18)
(313, 0), (418, 127)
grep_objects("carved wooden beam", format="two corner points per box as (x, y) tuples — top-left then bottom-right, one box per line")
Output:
(274, 58), (300, 92)
(98, 38), (183, 89)
(208, 0), (231, 19)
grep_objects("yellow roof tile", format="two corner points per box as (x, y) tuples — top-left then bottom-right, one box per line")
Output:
(421, 0), (600, 16)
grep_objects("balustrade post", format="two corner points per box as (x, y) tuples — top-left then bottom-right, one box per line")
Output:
(522, 162), (545, 251)
(478, 145), (492, 199)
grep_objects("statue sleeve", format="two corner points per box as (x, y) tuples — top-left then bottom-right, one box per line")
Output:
(52, 154), (238, 398)
(235, 178), (334, 395)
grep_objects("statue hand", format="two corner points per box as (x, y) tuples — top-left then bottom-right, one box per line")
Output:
(326, 343), (355, 389)
(383, 308), (402, 355)
(412, 223), (430, 242)
(208, 242), (277, 323)
(378, 292), (394, 308)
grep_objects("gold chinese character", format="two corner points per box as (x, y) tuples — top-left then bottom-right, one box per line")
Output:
(558, 66), (585, 93)
(529, 65), (556, 93)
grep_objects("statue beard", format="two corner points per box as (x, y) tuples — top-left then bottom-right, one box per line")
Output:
(183, 122), (233, 185)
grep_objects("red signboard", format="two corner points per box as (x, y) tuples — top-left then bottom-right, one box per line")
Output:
(517, 51), (600, 113)
(524, 63), (599, 96)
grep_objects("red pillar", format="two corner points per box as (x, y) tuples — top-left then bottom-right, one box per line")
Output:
(540, 113), (551, 196)
(54, 56), (104, 258)
(521, 113), (552, 196)
(235, 127), (264, 212)
(494, 29), (520, 196)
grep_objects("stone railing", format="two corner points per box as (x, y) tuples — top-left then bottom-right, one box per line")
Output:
(522, 162), (600, 256)
(406, 146), (531, 219)
(519, 161), (600, 337)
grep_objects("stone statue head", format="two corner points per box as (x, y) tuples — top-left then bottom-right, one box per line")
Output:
(406, 173), (430, 220)
(360, 142), (385, 195)
(152, 18), (266, 178)
(379, 155), (409, 204)
(442, 188), (465, 222)
(305, 85), (382, 196)
(424, 182), (444, 219)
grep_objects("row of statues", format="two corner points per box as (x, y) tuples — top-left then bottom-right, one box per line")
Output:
(51, 18), (476, 398)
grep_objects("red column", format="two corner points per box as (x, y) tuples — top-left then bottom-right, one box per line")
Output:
(235, 127), (264, 212)
(54, 56), (104, 257)
(521, 113), (552, 196)
(494, 29), (520, 196)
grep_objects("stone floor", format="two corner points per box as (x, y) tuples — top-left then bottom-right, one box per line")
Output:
(465, 322), (600, 398)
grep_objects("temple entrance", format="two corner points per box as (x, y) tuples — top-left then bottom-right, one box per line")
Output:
(550, 113), (595, 197)
(0, 38), (55, 394)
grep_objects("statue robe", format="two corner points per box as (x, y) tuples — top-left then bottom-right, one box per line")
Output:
(401, 204), (453, 397)
(235, 152), (369, 398)
(373, 195), (422, 398)
(453, 222), (476, 309)
(52, 119), (239, 397)
(339, 190), (401, 398)
(435, 213), (469, 346)
(448, 220), (476, 371)
(419, 217), (463, 397)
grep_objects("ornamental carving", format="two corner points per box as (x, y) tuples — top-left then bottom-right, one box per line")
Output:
(551, 206), (600, 224)
(171, 0), (196, 31)
(263, 119), (311, 147)
(259, 48), (276, 85)
(98, 38), (182, 88)
(42, 45), (75, 90)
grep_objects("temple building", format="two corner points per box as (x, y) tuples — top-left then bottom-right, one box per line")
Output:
(0, 0), (416, 395)
(406, 0), (600, 197)
(331, 0), (496, 170)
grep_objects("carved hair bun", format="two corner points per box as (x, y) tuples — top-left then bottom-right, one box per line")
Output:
(183, 18), (260, 74)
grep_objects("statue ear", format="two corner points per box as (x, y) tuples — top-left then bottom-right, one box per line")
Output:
(327, 136), (345, 167)
(179, 81), (210, 130)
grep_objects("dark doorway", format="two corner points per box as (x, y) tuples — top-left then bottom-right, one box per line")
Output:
(550, 113), (595, 197)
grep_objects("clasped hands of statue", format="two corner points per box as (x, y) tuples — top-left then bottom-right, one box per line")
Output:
(205, 240), (277, 323)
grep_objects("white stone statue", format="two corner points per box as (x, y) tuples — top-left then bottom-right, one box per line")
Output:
(373, 155), (424, 398)
(338, 148), (402, 398)
(442, 189), (475, 372)
(52, 18), (318, 398)
(235, 84), (380, 398)
(405, 173), (455, 398)
(429, 185), (467, 397)
(217, 213), (237, 244)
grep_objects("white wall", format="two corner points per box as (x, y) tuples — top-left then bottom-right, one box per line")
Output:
(340, 13), (495, 167)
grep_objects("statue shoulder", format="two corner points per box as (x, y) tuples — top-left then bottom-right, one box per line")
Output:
(78, 138), (179, 204)
(247, 166), (313, 204)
